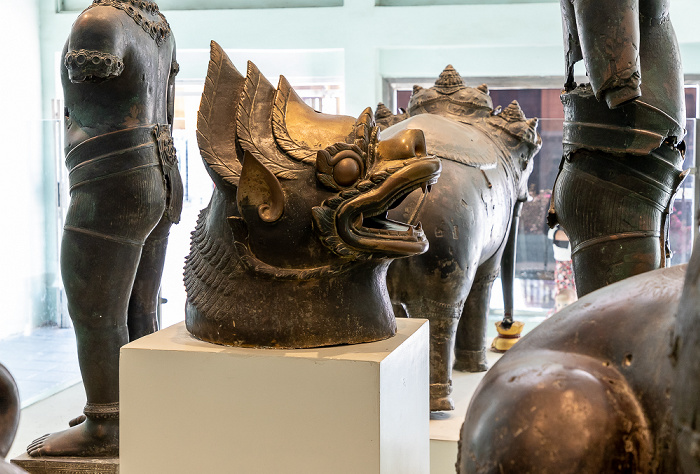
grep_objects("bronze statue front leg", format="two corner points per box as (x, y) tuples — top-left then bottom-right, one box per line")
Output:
(406, 299), (463, 412)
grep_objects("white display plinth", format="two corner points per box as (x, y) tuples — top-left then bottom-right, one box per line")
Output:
(120, 319), (429, 474)
(429, 350), (502, 474)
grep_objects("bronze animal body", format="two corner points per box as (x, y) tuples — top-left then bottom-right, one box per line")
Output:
(549, 0), (687, 296)
(380, 66), (541, 411)
(458, 261), (689, 473)
(671, 243), (700, 474)
(183, 42), (441, 349)
(28, 0), (182, 458)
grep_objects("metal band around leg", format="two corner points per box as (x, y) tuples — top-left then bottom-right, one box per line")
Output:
(84, 402), (119, 419)
(572, 231), (661, 256)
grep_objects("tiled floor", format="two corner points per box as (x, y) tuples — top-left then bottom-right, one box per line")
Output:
(0, 327), (81, 409)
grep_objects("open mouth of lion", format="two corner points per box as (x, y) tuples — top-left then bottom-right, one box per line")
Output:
(336, 157), (442, 257)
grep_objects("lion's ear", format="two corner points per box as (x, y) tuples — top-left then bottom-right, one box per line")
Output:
(237, 150), (285, 223)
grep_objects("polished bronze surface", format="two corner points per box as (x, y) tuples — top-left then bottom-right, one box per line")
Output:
(671, 242), (700, 473)
(183, 42), (441, 348)
(27, 0), (181, 458)
(458, 261), (687, 473)
(0, 364), (20, 466)
(550, 0), (686, 296)
(379, 65), (541, 411)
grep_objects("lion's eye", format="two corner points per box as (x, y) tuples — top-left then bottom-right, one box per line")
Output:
(333, 157), (361, 187)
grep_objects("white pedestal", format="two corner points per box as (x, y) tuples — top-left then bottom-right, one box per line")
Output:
(120, 319), (429, 474)
(428, 351), (502, 474)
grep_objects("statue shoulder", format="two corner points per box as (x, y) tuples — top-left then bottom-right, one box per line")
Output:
(64, 6), (127, 83)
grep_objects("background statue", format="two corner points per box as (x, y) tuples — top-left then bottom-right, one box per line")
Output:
(457, 248), (699, 472)
(377, 66), (541, 411)
(0, 364), (26, 473)
(28, 0), (182, 457)
(549, 0), (687, 296)
(183, 42), (441, 348)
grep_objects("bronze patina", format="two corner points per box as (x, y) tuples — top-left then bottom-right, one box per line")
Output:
(549, 0), (687, 296)
(670, 245), (700, 473)
(27, 0), (182, 458)
(379, 66), (541, 411)
(458, 263), (687, 472)
(1, 364), (26, 474)
(458, 238), (700, 473)
(183, 42), (441, 348)
(0, 364), (19, 457)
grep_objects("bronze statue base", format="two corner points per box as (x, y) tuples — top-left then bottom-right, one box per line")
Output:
(11, 453), (118, 473)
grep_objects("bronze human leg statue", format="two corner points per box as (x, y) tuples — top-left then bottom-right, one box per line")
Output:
(127, 217), (172, 341)
(28, 164), (167, 457)
(551, 146), (684, 296)
(553, 0), (686, 296)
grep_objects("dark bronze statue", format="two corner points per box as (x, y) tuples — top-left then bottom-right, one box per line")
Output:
(378, 66), (542, 411)
(458, 261), (688, 473)
(0, 364), (25, 474)
(28, 0), (182, 457)
(670, 243), (700, 474)
(670, 246), (700, 473)
(183, 42), (441, 348)
(549, 0), (687, 296)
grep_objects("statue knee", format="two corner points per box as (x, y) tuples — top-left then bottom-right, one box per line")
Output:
(459, 352), (652, 474)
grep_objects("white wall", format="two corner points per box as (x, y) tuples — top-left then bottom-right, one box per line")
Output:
(0, 0), (48, 338)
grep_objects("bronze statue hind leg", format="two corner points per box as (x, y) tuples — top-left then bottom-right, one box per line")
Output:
(454, 261), (500, 373)
(458, 352), (653, 473)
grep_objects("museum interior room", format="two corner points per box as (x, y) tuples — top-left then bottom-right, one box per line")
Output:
(2, 0), (700, 472)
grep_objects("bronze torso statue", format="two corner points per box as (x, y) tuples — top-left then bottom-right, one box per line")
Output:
(183, 42), (441, 348)
(379, 66), (541, 410)
(550, 0), (687, 296)
(28, 0), (182, 457)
